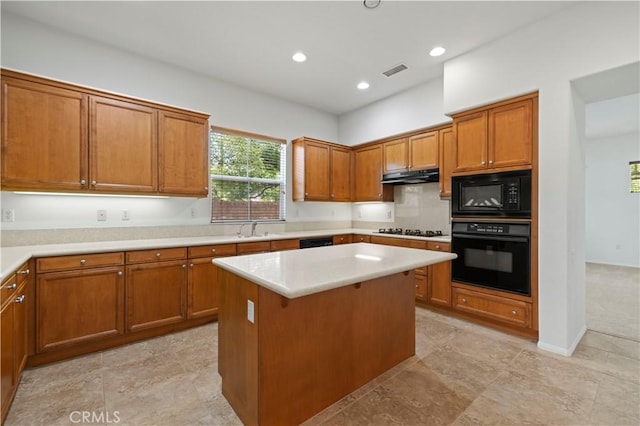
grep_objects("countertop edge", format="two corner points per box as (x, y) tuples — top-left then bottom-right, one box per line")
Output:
(0, 228), (451, 282)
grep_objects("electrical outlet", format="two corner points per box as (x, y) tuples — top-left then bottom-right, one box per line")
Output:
(1, 208), (15, 222)
(386, 210), (392, 219)
(121, 210), (130, 221)
(97, 209), (107, 222)
(190, 207), (196, 218)
(247, 300), (255, 324)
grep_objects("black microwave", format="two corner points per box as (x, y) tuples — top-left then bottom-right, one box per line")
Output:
(451, 170), (531, 218)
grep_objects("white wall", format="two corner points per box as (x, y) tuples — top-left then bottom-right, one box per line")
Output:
(0, 12), (348, 230)
(338, 77), (450, 146)
(442, 1), (639, 355)
(585, 132), (640, 267)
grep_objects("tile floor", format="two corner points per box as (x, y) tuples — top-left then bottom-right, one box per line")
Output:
(5, 307), (639, 426)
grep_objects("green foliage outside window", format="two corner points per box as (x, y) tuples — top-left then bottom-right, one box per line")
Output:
(210, 131), (285, 221)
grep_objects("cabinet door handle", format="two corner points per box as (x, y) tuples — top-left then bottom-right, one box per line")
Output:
(189, 264), (194, 268)
(182, 264), (187, 268)
(378, 193), (382, 199)
(305, 192), (309, 196)
(5, 283), (17, 290)
(18, 269), (30, 275)
(461, 298), (467, 304)
(91, 180), (97, 186)
(80, 259), (86, 265)
(480, 161), (486, 165)
(80, 179), (87, 185)
(435, 245), (441, 250)
(204, 186), (208, 191)
(14, 295), (25, 304)
(489, 160), (494, 165)
(117, 271), (123, 276)
(511, 310), (517, 316)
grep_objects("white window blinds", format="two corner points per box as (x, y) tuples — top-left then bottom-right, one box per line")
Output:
(210, 127), (286, 221)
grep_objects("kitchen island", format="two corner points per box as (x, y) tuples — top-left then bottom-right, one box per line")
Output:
(214, 243), (456, 426)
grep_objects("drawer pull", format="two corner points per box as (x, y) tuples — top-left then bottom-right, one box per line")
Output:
(14, 295), (25, 304)
(182, 264), (187, 268)
(18, 269), (30, 275)
(211, 248), (216, 253)
(156, 253), (161, 258)
(5, 283), (17, 290)
(80, 259), (86, 265)
(189, 264), (194, 268)
(461, 298), (467, 304)
(435, 245), (441, 249)
(511, 310), (517, 316)
(117, 271), (123, 276)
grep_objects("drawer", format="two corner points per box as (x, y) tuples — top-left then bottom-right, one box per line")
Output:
(188, 244), (237, 258)
(1, 273), (18, 307)
(370, 236), (427, 249)
(333, 234), (352, 245)
(126, 247), (186, 264)
(237, 241), (271, 255)
(427, 241), (450, 252)
(415, 274), (428, 301)
(414, 266), (427, 276)
(453, 287), (531, 328)
(16, 262), (31, 284)
(352, 234), (371, 243)
(37, 252), (124, 273)
(270, 239), (300, 252)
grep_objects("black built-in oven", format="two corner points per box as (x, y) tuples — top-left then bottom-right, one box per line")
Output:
(451, 222), (530, 296)
(452, 170), (531, 218)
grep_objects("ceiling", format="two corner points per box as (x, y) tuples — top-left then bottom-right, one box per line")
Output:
(3, 1), (576, 115)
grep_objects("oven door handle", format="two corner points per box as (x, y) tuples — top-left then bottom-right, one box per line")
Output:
(452, 233), (529, 243)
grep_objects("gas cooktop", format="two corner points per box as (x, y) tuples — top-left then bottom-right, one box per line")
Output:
(376, 228), (445, 238)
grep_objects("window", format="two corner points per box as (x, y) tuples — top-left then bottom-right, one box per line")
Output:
(631, 161), (640, 194)
(210, 127), (286, 221)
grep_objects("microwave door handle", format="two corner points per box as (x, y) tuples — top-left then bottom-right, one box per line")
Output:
(452, 234), (529, 243)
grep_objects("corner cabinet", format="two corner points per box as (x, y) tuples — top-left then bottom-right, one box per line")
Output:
(353, 144), (393, 202)
(1, 69), (209, 197)
(452, 94), (536, 173)
(292, 137), (352, 202)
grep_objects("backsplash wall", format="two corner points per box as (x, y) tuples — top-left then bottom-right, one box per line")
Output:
(352, 183), (451, 234)
(393, 183), (451, 233)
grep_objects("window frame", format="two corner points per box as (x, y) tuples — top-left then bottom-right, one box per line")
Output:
(210, 126), (287, 222)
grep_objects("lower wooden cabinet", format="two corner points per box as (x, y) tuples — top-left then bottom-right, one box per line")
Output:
(126, 259), (187, 332)
(452, 286), (532, 328)
(37, 265), (125, 351)
(2, 263), (32, 423)
(187, 243), (237, 319)
(270, 239), (300, 252)
(352, 234), (371, 243)
(426, 242), (451, 307)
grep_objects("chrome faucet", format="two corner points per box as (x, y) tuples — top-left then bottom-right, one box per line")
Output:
(237, 223), (247, 238)
(251, 221), (258, 237)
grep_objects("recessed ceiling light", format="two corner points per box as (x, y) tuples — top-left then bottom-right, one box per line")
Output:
(429, 46), (446, 57)
(292, 52), (307, 62)
(357, 81), (370, 90)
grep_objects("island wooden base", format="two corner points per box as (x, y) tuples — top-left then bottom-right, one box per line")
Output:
(218, 269), (416, 426)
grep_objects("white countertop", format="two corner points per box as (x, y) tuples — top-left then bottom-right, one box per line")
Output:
(0, 228), (451, 282)
(213, 243), (456, 299)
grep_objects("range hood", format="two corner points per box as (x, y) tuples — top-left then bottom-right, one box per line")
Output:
(381, 168), (439, 185)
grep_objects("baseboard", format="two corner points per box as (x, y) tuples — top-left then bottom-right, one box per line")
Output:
(537, 325), (587, 357)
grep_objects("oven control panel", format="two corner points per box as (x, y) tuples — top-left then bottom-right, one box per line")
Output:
(468, 223), (509, 233)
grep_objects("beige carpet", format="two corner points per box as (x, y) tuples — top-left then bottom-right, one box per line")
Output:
(586, 262), (640, 342)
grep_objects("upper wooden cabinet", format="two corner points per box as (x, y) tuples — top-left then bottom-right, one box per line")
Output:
(159, 111), (209, 197)
(452, 95), (536, 173)
(292, 137), (351, 202)
(353, 144), (393, 202)
(438, 127), (454, 198)
(0, 70), (209, 197)
(382, 137), (409, 173)
(383, 132), (439, 174)
(1, 77), (88, 191)
(90, 96), (158, 193)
